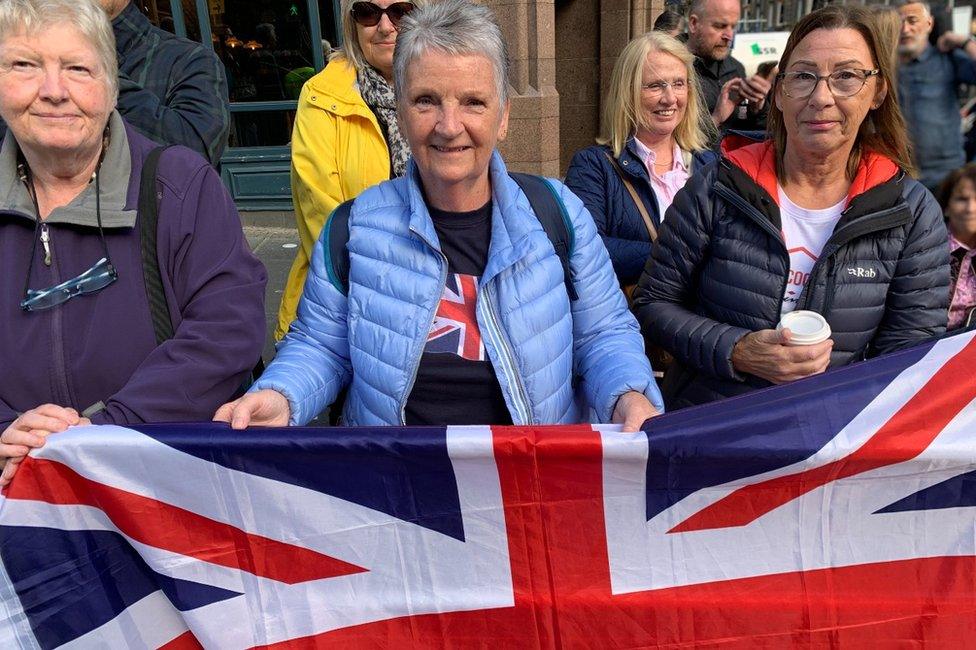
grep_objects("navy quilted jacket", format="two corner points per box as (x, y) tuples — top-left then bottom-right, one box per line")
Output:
(633, 140), (950, 410)
(564, 139), (717, 284)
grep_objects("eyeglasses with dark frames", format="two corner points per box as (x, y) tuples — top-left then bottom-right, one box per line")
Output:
(775, 68), (880, 99)
(350, 2), (415, 28)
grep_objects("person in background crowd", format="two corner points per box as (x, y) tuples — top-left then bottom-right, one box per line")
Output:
(633, 5), (949, 410)
(275, 0), (417, 340)
(564, 31), (715, 289)
(686, 0), (769, 132)
(217, 0), (662, 430)
(870, 4), (901, 71)
(97, 0), (229, 164)
(897, 0), (976, 191)
(936, 164), (976, 329)
(653, 10), (686, 38)
(0, 0), (266, 486)
(756, 60), (778, 82)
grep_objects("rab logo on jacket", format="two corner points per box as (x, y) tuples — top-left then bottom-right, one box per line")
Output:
(847, 266), (877, 278)
(426, 273), (485, 361)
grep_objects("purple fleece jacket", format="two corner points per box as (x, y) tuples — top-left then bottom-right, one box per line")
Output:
(0, 114), (266, 427)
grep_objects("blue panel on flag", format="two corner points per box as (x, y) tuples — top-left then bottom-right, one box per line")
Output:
(642, 343), (933, 521)
(0, 526), (240, 648)
(876, 469), (976, 513)
(134, 425), (466, 541)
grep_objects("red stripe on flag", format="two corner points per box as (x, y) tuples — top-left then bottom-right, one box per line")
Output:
(157, 630), (203, 650)
(670, 335), (976, 533)
(250, 425), (976, 648)
(6, 457), (367, 584)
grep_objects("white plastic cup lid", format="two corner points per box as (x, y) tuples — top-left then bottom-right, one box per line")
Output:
(776, 310), (831, 345)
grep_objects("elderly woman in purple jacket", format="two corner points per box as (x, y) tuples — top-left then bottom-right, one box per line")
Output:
(0, 0), (266, 486)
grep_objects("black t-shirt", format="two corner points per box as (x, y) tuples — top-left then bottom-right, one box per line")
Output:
(404, 200), (513, 426)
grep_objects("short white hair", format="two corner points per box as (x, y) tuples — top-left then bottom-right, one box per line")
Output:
(393, 0), (509, 104)
(0, 0), (118, 102)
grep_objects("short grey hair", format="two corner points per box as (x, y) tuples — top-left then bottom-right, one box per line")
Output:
(0, 0), (118, 101)
(897, 0), (932, 15)
(393, 0), (510, 104)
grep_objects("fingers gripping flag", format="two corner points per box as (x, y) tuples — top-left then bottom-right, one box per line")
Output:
(2, 330), (976, 648)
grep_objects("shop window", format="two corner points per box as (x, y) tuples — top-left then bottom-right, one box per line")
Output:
(228, 110), (297, 147)
(208, 1), (316, 103)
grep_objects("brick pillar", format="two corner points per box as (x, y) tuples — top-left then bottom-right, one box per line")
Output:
(491, 0), (561, 176)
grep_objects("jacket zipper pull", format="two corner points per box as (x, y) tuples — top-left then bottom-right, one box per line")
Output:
(40, 224), (51, 266)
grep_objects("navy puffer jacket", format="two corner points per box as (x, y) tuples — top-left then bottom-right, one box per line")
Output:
(633, 140), (950, 410)
(564, 139), (717, 284)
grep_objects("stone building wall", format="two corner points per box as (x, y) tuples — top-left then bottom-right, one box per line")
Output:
(493, 0), (664, 175)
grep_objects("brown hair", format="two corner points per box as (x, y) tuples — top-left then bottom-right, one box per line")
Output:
(869, 4), (901, 72)
(936, 163), (976, 212)
(766, 5), (914, 179)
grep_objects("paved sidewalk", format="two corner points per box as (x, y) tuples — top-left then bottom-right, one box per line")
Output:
(243, 219), (299, 362)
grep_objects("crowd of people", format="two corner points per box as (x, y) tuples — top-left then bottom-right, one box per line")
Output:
(0, 0), (974, 484)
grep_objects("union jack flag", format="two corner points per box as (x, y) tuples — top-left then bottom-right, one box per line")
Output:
(2, 330), (976, 648)
(426, 273), (484, 361)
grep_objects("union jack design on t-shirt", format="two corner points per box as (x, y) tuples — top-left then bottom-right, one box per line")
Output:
(426, 273), (484, 361)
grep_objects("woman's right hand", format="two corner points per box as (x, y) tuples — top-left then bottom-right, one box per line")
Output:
(213, 389), (291, 429)
(731, 328), (833, 384)
(1, 404), (83, 487)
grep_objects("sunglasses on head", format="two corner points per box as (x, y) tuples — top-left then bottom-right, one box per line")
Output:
(350, 1), (415, 28)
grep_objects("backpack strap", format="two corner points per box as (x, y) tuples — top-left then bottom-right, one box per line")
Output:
(324, 199), (355, 294)
(138, 145), (174, 345)
(325, 174), (578, 302)
(508, 172), (578, 301)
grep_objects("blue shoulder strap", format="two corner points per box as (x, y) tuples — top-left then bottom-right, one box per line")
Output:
(326, 173), (577, 301)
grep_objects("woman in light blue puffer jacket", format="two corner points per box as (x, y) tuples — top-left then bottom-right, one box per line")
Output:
(215, 0), (662, 429)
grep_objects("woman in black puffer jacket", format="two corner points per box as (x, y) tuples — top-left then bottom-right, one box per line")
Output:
(633, 5), (950, 410)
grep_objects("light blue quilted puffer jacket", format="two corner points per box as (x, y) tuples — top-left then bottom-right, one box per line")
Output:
(254, 152), (662, 425)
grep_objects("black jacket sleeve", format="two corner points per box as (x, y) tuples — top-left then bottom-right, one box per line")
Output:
(632, 169), (751, 381)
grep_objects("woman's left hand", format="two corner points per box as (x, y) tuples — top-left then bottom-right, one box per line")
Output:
(611, 391), (660, 432)
(0, 405), (89, 487)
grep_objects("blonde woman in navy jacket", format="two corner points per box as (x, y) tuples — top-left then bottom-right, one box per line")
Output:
(565, 31), (716, 286)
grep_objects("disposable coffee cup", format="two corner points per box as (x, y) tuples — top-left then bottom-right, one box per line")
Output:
(776, 310), (831, 346)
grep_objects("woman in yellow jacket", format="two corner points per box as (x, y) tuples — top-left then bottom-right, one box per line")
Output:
(276, 0), (417, 339)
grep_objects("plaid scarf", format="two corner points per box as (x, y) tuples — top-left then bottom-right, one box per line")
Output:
(357, 64), (410, 178)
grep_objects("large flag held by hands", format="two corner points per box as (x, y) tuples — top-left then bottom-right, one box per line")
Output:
(2, 330), (976, 648)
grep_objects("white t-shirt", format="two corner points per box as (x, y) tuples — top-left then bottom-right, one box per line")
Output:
(777, 185), (846, 314)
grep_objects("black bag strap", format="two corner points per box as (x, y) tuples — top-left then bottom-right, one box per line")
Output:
(327, 173), (577, 301)
(138, 145), (174, 345)
(507, 172), (578, 301)
(326, 198), (355, 293)
(137, 146), (265, 389)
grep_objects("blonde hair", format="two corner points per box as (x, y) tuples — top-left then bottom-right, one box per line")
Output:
(336, 0), (426, 70)
(598, 31), (713, 157)
(869, 4), (901, 72)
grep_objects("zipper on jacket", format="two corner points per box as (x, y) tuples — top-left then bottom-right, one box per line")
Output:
(398, 246), (448, 426)
(713, 182), (791, 326)
(40, 224), (51, 266)
(44, 227), (73, 406)
(478, 280), (533, 425)
(713, 182), (785, 244)
(822, 204), (912, 253)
